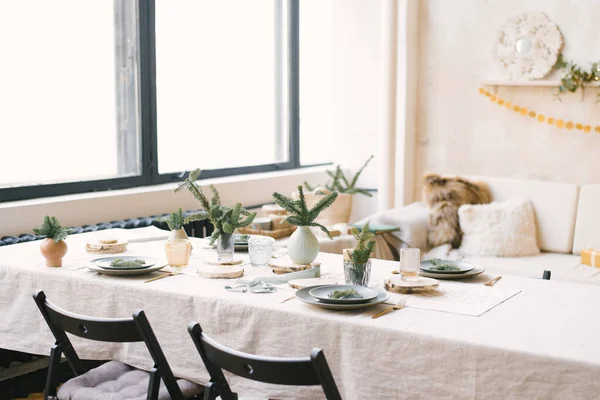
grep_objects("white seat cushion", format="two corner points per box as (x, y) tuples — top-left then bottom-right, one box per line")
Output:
(459, 198), (540, 257)
(466, 175), (580, 254)
(572, 184), (600, 254)
(57, 360), (202, 400)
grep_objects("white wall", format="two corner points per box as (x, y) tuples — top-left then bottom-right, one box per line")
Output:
(415, 0), (600, 197)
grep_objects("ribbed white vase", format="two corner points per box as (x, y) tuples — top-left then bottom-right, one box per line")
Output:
(287, 226), (319, 265)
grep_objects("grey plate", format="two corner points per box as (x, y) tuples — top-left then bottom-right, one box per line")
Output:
(86, 260), (166, 276)
(419, 264), (486, 280)
(94, 256), (157, 270)
(420, 259), (475, 274)
(308, 285), (378, 304)
(296, 286), (390, 310)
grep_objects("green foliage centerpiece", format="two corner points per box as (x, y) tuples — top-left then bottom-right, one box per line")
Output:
(304, 155), (374, 197)
(272, 186), (338, 265)
(302, 155), (373, 225)
(33, 216), (72, 267)
(176, 169), (256, 261)
(342, 222), (377, 286)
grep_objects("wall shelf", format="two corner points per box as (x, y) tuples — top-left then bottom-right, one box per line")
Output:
(480, 80), (600, 101)
(480, 80), (600, 88)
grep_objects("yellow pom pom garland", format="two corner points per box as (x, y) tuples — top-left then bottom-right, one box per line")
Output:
(478, 87), (600, 134)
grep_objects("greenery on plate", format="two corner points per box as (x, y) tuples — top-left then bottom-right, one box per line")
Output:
(328, 288), (362, 299)
(109, 258), (146, 267)
(553, 53), (600, 102)
(347, 222), (376, 264)
(304, 155), (374, 197)
(272, 186), (338, 239)
(159, 208), (207, 231)
(428, 259), (460, 271)
(33, 216), (72, 243)
(234, 234), (250, 244)
(176, 169), (256, 244)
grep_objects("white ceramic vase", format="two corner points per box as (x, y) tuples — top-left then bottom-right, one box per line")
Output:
(168, 228), (189, 241)
(287, 226), (319, 265)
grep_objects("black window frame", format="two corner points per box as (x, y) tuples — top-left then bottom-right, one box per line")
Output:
(0, 0), (321, 203)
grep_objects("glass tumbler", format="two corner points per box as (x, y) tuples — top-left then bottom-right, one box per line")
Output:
(400, 248), (420, 281)
(248, 236), (275, 267)
(165, 239), (192, 267)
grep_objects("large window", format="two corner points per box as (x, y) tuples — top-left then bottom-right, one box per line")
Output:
(0, 0), (331, 203)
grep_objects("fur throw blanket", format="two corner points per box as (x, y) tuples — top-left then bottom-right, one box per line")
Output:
(422, 173), (491, 248)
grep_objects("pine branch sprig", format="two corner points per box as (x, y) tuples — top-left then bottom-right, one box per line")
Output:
(33, 216), (71, 243)
(349, 222), (377, 264)
(272, 186), (338, 238)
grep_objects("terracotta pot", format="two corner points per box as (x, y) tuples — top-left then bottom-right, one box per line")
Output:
(40, 238), (68, 267)
(300, 187), (353, 225)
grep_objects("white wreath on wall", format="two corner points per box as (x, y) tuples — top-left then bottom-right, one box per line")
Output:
(494, 12), (563, 80)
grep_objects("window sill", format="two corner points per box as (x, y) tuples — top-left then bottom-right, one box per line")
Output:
(0, 166), (330, 237)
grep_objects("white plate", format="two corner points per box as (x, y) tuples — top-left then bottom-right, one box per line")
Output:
(308, 285), (378, 304)
(419, 264), (486, 280)
(85, 261), (167, 276)
(420, 259), (474, 274)
(296, 286), (390, 310)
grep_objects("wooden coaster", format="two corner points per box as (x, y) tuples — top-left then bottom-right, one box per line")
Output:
(288, 278), (336, 289)
(197, 265), (244, 279)
(384, 276), (439, 294)
(85, 240), (128, 254)
(202, 255), (244, 266)
(268, 260), (319, 275)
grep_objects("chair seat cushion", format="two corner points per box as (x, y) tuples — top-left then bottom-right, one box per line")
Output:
(57, 360), (202, 400)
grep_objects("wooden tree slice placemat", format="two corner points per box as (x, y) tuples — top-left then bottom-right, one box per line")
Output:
(288, 277), (336, 289)
(268, 259), (320, 275)
(202, 254), (244, 266)
(85, 240), (128, 254)
(197, 264), (244, 279)
(384, 276), (439, 294)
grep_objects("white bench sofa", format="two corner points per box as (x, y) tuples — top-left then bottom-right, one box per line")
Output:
(366, 176), (600, 286)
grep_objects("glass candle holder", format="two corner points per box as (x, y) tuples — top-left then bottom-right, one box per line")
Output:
(165, 239), (192, 267)
(248, 236), (275, 267)
(400, 248), (420, 281)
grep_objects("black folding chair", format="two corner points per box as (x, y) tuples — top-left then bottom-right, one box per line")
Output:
(33, 290), (202, 400)
(187, 322), (342, 400)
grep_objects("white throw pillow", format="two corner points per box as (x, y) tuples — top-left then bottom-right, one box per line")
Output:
(458, 197), (540, 257)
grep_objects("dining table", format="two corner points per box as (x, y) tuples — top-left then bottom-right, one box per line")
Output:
(1, 226), (600, 399)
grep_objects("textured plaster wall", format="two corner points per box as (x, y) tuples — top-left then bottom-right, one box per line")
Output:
(415, 0), (600, 198)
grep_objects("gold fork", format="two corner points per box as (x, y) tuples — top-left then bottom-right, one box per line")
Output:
(372, 298), (407, 319)
(484, 276), (502, 287)
(144, 267), (182, 283)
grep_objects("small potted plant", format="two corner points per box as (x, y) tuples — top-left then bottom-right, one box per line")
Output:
(272, 186), (338, 265)
(176, 169), (256, 261)
(33, 216), (72, 267)
(303, 155), (374, 224)
(160, 208), (207, 266)
(159, 208), (207, 241)
(343, 222), (376, 286)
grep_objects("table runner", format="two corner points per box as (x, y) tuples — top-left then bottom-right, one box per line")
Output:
(2, 228), (600, 399)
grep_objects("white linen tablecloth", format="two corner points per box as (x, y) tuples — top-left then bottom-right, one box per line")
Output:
(1, 228), (600, 399)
